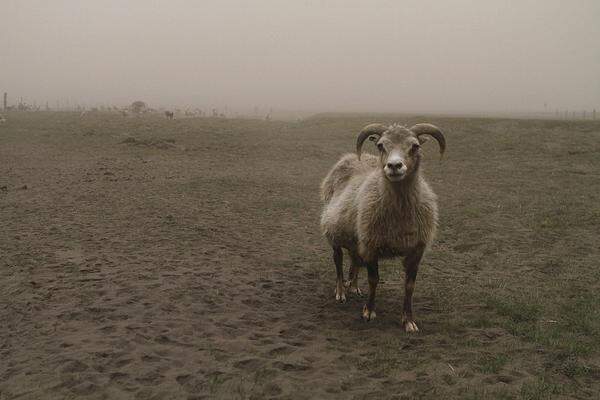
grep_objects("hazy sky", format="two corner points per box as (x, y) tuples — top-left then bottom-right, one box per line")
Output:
(2, 0), (599, 113)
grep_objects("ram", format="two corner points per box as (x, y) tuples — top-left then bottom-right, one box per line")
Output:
(320, 123), (446, 332)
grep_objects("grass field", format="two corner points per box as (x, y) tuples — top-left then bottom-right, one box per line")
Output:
(1, 111), (599, 399)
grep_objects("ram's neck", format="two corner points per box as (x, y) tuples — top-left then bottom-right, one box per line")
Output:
(381, 169), (423, 205)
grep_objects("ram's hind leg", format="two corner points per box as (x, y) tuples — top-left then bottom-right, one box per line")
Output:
(402, 244), (425, 332)
(333, 246), (346, 303)
(345, 250), (363, 296)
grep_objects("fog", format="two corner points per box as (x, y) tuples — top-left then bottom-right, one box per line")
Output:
(2, 0), (599, 114)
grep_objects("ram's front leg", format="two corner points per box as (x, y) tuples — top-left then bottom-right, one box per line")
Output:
(362, 259), (379, 321)
(402, 244), (425, 332)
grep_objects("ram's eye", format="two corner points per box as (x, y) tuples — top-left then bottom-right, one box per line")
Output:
(410, 143), (420, 153)
(377, 143), (385, 152)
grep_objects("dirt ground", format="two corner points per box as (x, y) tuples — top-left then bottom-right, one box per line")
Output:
(1, 112), (599, 399)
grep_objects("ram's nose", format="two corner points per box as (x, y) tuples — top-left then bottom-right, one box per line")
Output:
(386, 161), (404, 171)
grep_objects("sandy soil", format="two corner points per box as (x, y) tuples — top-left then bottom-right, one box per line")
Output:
(1, 112), (599, 399)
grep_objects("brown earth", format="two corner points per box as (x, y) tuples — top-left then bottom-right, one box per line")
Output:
(1, 112), (599, 399)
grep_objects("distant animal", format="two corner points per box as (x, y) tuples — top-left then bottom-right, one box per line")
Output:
(165, 111), (174, 120)
(320, 123), (446, 332)
(130, 100), (147, 114)
(0, 115), (6, 124)
(120, 110), (129, 117)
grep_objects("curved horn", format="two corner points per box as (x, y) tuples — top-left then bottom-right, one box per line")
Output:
(409, 123), (446, 157)
(356, 123), (388, 160)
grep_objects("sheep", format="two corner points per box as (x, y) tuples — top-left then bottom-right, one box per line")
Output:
(165, 111), (174, 120)
(0, 115), (6, 124)
(320, 122), (446, 332)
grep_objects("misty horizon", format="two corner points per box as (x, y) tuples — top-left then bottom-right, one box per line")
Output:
(2, 0), (600, 115)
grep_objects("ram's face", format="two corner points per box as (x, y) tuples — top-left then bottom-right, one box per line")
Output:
(372, 127), (421, 182)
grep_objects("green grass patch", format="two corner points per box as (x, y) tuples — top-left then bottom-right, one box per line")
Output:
(475, 354), (509, 374)
(556, 355), (593, 379)
(519, 377), (562, 400)
(459, 386), (514, 400)
(485, 296), (542, 324)
(485, 290), (600, 380)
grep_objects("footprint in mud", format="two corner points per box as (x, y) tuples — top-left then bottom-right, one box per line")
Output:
(233, 358), (264, 371)
(303, 356), (318, 364)
(335, 354), (363, 368)
(154, 335), (192, 347)
(241, 298), (262, 307)
(278, 329), (299, 339)
(70, 382), (98, 396)
(284, 340), (309, 348)
(266, 346), (296, 358)
(175, 374), (193, 386)
(61, 360), (89, 373)
(263, 382), (282, 396)
(135, 370), (163, 386)
(141, 354), (161, 363)
(272, 361), (311, 372)
(112, 358), (133, 369)
(495, 375), (515, 384)
(110, 372), (131, 385)
(258, 279), (274, 290)
(100, 325), (117, 334)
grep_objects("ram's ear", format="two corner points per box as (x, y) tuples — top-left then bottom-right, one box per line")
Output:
(368, 135), (379, 142)
(417, 136), (430, 145)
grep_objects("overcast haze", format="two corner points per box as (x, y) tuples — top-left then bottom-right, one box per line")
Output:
(2, 0), (599, 114)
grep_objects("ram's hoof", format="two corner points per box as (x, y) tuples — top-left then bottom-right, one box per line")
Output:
(403, 320), (419, 333)
(335, 292), (346, 303)
(345, 281), (363, 296)
(362, 305), (376, 321)
(335, 284), (346, 303)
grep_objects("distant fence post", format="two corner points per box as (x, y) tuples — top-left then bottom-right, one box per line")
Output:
(3, 92), (6, 111)
(594, 109), (597, 120)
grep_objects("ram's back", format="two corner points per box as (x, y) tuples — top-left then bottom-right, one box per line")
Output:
(320, 153), (378, 203)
